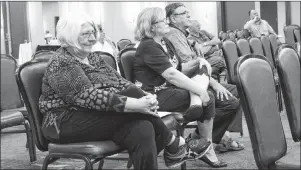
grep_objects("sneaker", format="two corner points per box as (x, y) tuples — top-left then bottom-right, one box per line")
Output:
(185, 138), (212, 160)
(164, 144), (188, 168)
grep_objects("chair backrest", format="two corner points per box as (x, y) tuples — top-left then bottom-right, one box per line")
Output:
(16, 61), (49, 151)
(119, 47), (136, 82)
(36, 45), (61, 52)
(1, 54), (24, 110)
(261, 36), (275, 68)
(294, 28), (300, 43)
(234, 54), (287, 169)
(125, 43), (136, 48)
(117, 39), (132, 51)
(221, 40), (239, 84)
(236, 39), (251, 56)
(284, 25), (300, 45)
(249, 37), (264, 56)
(32, 50), (56, 62)
(269, 34), (279, 57)
(275, 45), (300, 142)
(93, 51), (117, 70)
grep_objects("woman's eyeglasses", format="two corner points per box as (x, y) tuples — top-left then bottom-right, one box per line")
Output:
(81, 31), (97, 39)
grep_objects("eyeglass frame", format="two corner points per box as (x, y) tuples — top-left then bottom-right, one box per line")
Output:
(81, 30), (97, 39)
(172, 11), (190, 16)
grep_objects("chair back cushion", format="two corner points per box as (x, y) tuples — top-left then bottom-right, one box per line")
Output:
(249, 37), (264, 56)
(275, 46), (300, 142)
(221, 40), (239, 83)
(117, 39), (132, 51)
(284, 25), (300, 45)
(16, 61), (49, 151)
(294, 29), (300, 43)
(235, 54), (287, 169)
(261, 36), (275, 68)
(119, 48), (136, 82)
(237, 39), (251, 56)
(93, 51), (117, 70)
(1, 54), (24, 110)
(269, 34), (279, 57)
(32, 50), (56, 62)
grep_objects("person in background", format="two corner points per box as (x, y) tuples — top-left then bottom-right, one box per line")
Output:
(39, 12), (201, 170)
(92, 24), (120, 73)
(165, 3), (244, 167)
(187, 20), (226, 80)
(244, 10), (278, 38)
(44, 30), (53, 44)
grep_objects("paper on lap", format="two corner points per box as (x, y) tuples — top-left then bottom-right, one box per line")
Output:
(157, 111), (173, 118)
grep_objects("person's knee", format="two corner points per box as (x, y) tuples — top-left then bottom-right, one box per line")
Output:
(133, 120), (155, 141)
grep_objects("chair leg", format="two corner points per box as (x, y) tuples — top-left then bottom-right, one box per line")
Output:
(42, 154), (54, 170)
(97, 159), (104, 170)
(23, 119), (36, 163)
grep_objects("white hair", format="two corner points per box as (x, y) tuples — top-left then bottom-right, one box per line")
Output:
(56, 12), (100, 50)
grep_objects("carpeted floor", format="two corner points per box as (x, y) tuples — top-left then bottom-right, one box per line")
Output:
(1, 113), (300, 169)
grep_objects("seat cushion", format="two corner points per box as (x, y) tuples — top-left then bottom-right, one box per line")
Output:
(1, 111), (25, 129)
(5, 106), (27, 117)
(48, 141), (122, 156)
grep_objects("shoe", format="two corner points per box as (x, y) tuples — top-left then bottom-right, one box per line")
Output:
(164, 144), (188, 168)
(186, 138), (212, 160)
(200, 155), (228, 168)
(215, 138), (244, 153)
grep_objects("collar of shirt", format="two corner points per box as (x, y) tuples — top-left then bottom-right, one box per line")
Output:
(169, 24), (189, 37)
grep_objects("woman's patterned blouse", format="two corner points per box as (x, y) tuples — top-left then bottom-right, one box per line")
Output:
(39, 47), (133, 115)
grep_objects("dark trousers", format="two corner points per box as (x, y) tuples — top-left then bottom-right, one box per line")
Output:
(157, 83), (240, 144)
(57, 111), (173, 170)
(208, 83), (240, 143)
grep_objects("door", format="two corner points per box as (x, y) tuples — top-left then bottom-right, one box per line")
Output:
(260, 1), (278, 33)
(8, 2), (29, 59)
(223, 2), (255, 31)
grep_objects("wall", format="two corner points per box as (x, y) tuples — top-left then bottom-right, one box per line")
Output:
(185, 2), (218, 37)
(28, 2), (45, 51)
(277, 2), (286, 43)
(42, 1), (59, 36)
(290, 1), (300, 26)
(1, 3), (5, 54)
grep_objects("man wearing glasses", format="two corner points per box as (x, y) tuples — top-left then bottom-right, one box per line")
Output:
(165, 2), (244, 160)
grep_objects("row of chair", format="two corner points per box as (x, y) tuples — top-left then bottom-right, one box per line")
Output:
(234, 44), (300, 169)
(1, 54), (36, 163)
(222, 34), (284, 112)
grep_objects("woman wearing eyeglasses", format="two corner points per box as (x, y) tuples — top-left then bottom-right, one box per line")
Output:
(133, 7), (220, 168)
(38, 12), (210, 170)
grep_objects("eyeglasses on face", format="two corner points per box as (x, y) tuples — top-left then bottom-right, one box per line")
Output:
(152, 18), (167, 25)
(173, 11), (190, 16)
(81, 31), (97, 39)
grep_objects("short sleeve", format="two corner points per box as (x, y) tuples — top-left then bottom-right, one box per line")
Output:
(143, 44), (173, 75)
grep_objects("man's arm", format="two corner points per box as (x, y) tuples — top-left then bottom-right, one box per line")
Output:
(265, 20), (277, 35)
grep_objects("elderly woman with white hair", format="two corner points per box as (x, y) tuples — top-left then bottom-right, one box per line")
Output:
(38, 12), (211, 169)
(133, 7), (227, 168)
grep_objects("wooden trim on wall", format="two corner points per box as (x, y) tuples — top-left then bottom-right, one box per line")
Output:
(285, 1), (291, 25)
(217, 1), (225, 33)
